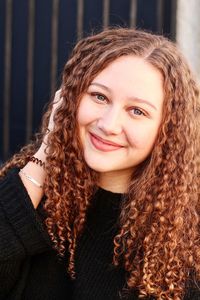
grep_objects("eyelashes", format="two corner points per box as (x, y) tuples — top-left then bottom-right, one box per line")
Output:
(91, 92), (107, 103)
(129, 107), (146, 116)
(89, 91), (148, 117)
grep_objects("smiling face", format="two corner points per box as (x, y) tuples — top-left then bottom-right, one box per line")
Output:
(77, 55), (164, 191)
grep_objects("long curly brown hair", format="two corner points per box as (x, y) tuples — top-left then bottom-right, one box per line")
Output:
(1, 28), (200, 299)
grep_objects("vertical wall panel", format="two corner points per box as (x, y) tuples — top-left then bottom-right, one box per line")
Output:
(109, 0), (130, 27)
(26, 0), (35, 142)
(10, 0), (28, 155)
(0, 0), (5, 159)
(137, 0), (157, 32)
(77, 0), (84, 40)
(157, 0), (164, 34)
(57, 0), (77, 83)
(103, 0), (110, 29)
(130, 0), (137, 28)
(51, 0), (59, 94)
(163, 0), (176, 39)
(83, 0), (103, 33)
(3, 0), (12, 158)
(33, 0), (52, 131)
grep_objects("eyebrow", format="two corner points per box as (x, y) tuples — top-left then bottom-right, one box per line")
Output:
(90, 82), (157, 111)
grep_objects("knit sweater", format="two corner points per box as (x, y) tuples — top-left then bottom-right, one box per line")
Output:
(0, 169), (199, 300)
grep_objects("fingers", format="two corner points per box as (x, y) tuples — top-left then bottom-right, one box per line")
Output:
(52, 89), (62, 106)
(48, 89), (63, 131)
(42, 89), (64, 146)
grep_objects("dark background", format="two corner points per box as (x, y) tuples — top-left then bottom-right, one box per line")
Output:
(0, 0), (176, 161)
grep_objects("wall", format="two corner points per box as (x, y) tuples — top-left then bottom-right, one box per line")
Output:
(0, 0), (175, 161)
(176, 0), (200, 80)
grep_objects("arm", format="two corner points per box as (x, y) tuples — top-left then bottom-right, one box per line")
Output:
(1, 89), (63, 250)
(0, 169), (51, 259)
(0, 169), (51, 295)
(19, 90), (63, 209)
(0, 90), (62, 294)
(19, 143), (46, 209)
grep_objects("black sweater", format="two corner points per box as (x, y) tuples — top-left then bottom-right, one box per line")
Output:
(0, 169), (199, 300)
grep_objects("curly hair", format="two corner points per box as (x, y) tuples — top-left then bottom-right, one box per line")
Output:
(1, 28), (200, 299)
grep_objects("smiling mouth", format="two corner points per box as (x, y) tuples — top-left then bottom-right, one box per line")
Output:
(89, 132), (124, 152)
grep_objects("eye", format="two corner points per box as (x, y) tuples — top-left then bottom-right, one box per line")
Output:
(91, 92), (107, 103)
(130, 107), (146, 117)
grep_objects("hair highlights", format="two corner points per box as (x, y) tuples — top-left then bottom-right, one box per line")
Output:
(1, 28), (199, 299)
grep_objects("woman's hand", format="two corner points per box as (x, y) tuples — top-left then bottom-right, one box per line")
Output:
(43, 89), (63, 145)
(48, 89), (63, 131)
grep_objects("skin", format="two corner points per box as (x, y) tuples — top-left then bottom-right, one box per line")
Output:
(19, 56), (164, 208)
(78, 55), (164, 193)
(19, 91), (63, 208)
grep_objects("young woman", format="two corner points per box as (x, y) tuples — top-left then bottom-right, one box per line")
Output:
(0, 28), (199, 300)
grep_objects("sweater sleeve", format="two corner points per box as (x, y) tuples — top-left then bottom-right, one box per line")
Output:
(0, 168), (53, 296)
(0, 168), (51, 261)
(0, 169), (52, 299)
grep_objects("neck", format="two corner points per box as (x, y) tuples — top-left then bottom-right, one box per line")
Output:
(98, 169), (133, 193)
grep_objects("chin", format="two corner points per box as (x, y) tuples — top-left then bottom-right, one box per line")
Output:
(84, 158), (113, 173)
(86, 163), (111, 173)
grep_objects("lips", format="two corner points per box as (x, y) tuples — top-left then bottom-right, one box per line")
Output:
(89, 132), (124, 152)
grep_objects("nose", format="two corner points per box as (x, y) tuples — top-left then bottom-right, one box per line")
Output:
(97, 106), (123, 135)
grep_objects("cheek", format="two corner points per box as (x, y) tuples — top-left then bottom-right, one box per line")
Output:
(77, 109), (89, 127)
(126, 123), (159, 150)
(77, 101), (91, 126)
(77, 97), (99, 127)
